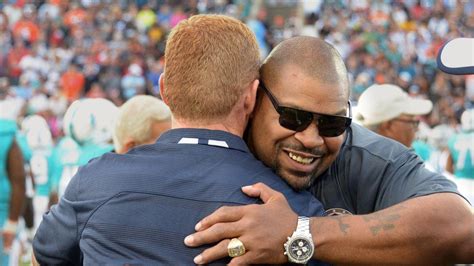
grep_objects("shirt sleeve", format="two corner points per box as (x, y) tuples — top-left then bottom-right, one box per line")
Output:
(33, 169), (82, 265)
(355, 148), (462, 212)
(377, 151), (463, 209)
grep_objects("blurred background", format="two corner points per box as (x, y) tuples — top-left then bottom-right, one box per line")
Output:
(0, 0), (473, 265)
(1, 0), (473, 129)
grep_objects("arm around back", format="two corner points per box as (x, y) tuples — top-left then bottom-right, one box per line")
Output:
(312, 192), (474, 264)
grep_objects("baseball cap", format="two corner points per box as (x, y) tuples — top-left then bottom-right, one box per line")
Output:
(356, 84), (433, 126)
(437, 38), (474, 75)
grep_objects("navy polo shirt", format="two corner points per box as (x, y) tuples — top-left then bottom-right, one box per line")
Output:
(34, 128), (325, 265)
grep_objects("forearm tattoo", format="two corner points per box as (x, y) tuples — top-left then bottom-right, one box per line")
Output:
(328, 215), (350, 235)
(363, 205), (404, 236)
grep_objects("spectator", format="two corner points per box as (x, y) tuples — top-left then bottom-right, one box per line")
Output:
(113, 95), (171, 154)
(121, 63), (146, 100)
(59, 64), (85, 102)
(0, 119), (25, 265)
(356, 84), (433, 147)
(447, 109), (474, 203)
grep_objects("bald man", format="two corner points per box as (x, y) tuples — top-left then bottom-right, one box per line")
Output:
(185, 36), (474, 264)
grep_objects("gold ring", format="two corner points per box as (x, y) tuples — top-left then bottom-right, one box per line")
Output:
(227, 238), (246, 257)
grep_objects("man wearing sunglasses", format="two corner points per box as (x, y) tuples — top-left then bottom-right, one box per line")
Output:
(185, 36), (474, 264)
(356, 83), (433, 148)
(32, 16), (326, 265)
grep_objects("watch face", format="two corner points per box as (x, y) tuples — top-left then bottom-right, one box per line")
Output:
(287, 237), (314, 263)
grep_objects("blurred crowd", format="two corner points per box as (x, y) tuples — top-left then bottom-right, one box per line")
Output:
(0, 0), (473, 264)
(1, 0), (473, 133)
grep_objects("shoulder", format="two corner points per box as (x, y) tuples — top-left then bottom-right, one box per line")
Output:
(342, 123), (412, 165)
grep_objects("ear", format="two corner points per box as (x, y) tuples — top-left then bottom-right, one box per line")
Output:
(159, 74), (167, 105)
(122, 139), (137, 154)
(244, 79), (259, 116)
(378, 120), (393, 135)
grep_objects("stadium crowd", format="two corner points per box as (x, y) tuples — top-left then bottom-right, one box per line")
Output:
(0, 0), (473, 132)
(0, 0), (473, 265)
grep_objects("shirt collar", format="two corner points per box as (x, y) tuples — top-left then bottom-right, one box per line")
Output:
(157, 128), (250, 153)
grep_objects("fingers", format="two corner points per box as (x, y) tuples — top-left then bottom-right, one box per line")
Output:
(193, 238), (230, 264)
(195, 205), (244, 231)
(185, 221), (242, 247)
(242, 182), (283, 203)
(229, 254), (253, 266)
(241, 185), (261, 197)
(194, 236), (255, 265)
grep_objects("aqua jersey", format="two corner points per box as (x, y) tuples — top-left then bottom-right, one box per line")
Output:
(30, 148), (57, 197)
(52, 138), (113, 197)
(78, 143), (114, 166)
(16, 132), (32, 162)
(448, 132), (474, 179)
(51, 137), (82, 195)
(0, 119), (17, 210)
(0, 120), (17, 265)
(412, 140), (432, 162)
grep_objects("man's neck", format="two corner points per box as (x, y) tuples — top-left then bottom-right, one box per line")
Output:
(172, 118), (245, 137)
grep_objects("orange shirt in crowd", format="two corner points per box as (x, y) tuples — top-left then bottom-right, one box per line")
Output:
(60, 69), (85, 101)
(7, 45), (29, 78)
(12, 19), (40, 43)
(64, 8), (87, 28)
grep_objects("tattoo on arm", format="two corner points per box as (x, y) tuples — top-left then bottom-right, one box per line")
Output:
(363, 205), (404, 236)
(329, 215), (350, 235)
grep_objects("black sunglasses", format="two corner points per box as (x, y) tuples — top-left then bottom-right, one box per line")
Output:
(259, 81), (352, 137)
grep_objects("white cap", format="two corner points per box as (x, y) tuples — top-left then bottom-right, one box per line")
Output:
(356, 84), (433, 126)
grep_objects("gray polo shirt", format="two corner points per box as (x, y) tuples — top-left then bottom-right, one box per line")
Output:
(309, 123), (462, 215)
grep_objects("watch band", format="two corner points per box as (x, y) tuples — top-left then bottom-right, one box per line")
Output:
(295, 216), (310, 235)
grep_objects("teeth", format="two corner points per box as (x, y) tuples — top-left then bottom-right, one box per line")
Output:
(288, 152), (315, 165)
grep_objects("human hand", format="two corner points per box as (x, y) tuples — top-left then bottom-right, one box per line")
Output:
(184, 182), (298, 265)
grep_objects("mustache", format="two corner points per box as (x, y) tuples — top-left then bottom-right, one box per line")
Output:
(278, 142), (326, 157)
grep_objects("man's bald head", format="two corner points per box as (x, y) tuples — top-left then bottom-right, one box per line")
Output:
(261, 36), (350, 99)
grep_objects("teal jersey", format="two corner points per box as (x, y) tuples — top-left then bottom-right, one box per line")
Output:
(448, 132), (474, 179)
(412, 140), (433, 162)
(0, 119), (17, 208)
(52, 138), (113, 197)
(78, 142), (114, 165)
(51, 137), (82, 193)
(30, 148), (56, 197)
(16, 132), (32, 162)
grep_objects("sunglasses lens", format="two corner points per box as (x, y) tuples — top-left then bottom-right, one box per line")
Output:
(278, 107), (351, 136)
(279, 107), (313, 132)
(317, 115), (351, 137)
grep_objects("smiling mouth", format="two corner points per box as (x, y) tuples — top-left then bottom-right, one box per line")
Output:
(285, 150), (319, 165)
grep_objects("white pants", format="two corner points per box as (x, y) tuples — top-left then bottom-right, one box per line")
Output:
(33, 196), (49, 231)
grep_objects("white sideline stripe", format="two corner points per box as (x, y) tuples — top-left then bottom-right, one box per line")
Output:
(208, 140), (229, 148)
(178, 138), (199, 144)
